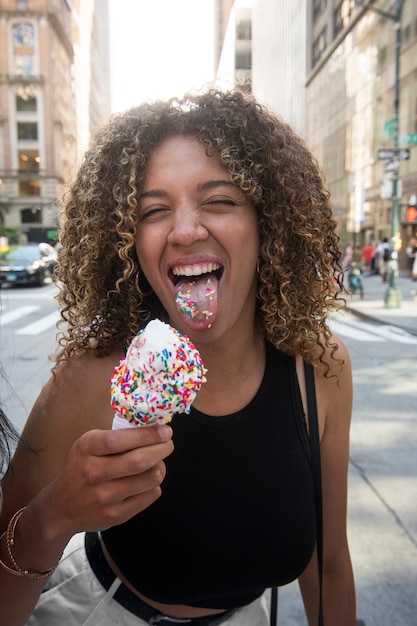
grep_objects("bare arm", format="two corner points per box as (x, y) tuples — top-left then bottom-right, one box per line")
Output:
(0, 351), (174, 626)
(298, 337), (356, 626)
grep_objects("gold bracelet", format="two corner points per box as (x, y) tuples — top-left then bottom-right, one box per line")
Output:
(1, 507), (57, 579)
(0, 549), (29, 576)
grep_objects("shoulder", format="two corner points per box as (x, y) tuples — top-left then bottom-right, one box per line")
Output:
(296, 334), (352, 439)
(315, 334), (353, 437)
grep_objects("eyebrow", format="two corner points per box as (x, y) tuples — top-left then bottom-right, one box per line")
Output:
(198, 180), (236, 192)
(138, 179), (236, 201)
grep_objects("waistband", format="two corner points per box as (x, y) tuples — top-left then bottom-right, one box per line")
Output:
(84, 531), (237, 626)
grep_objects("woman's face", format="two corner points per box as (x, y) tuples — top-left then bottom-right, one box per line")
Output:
(135, 135), (260, 341)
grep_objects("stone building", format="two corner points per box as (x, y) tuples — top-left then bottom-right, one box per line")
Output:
(0, 0), (110, 244)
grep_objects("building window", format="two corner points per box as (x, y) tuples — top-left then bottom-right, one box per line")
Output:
(313, 0), (327, 22)
(12, 21), (35, 77)
(12, 22), (34, 46)
(13, 53), (35, 77)
(334, 0), (351, 38)
(337, 0), (354, 34)
(21, 207), (42, 223)
(312, 27), (327, 66)
(16, 94), (37, 111)
(235, 50), (251, 70)
(378, 45), (387, 67)
(236, 20), (251, 40)
(402, 23), (411, 44)
(17, 122), (38, 140)
(18, 150), (40, 172)
(19, 180), (41, 197)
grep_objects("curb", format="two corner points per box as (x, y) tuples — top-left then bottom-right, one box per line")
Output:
(346, 305), (417, 337)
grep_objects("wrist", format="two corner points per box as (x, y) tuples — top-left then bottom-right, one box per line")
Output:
(2, 501), (69, 577)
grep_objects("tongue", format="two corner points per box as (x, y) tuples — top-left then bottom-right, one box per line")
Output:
(175, 274), (218, 328)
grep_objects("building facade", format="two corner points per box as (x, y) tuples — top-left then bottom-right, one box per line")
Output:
(307, 0), (417, 267)
(0, 0), (110, 245)
(215, 0), (417, 270)
(215, 0), (253, 93)
(252, 0), (306, 135)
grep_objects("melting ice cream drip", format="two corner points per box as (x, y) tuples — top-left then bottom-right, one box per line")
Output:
(174, 276), (217, 325)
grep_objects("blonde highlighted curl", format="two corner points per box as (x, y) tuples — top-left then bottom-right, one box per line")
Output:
(54, 89), (345, 370)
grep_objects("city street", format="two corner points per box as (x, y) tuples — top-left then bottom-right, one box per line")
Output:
(0, 281), (59, 432)
(1, 281), (417, 625)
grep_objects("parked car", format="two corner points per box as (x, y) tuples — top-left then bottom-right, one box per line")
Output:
(0, 243), (58, 287)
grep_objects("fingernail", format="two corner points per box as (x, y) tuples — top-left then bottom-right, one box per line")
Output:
(158, 425), (173, 440)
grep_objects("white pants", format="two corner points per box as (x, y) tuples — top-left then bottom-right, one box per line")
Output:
(26, 534), (271, 626)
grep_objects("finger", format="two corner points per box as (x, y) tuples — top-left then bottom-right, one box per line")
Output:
(106, 461), (167, 502)
(97, 439), (174, 481)
(78, 425), (173, 457)
(75, 436), (173, 486)
(81, 463), (167, 529)
(95, 487), (164, 530)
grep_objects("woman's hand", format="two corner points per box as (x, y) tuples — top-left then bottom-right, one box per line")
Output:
(0, 423), (173, 626)
(38, 424), (174, 539)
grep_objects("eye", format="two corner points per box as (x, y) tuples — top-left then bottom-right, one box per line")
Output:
(138, 205), (170, 222)
(203, 196), (238, 208)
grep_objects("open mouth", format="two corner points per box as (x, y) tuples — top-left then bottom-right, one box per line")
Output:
(170, 262), (223, 285)
(170, 262), (223, 328)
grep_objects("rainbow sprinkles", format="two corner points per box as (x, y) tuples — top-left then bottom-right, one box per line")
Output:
(110, 319), (207, 428)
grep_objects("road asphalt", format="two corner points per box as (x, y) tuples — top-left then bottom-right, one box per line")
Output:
(276, 270), (417, 626)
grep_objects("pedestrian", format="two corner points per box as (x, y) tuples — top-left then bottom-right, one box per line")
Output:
(376, 238), (390, 282)
(342, 242), (353, 269)
(0, 90), (356, 626)
(406, 237), (417, 280)
(361, 242), (374, 276)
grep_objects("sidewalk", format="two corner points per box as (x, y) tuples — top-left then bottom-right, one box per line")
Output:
(344, 272), (417, 336)
(276, 272), (417, 625)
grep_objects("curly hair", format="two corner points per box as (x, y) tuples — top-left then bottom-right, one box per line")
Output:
(54, 89), (345, 370)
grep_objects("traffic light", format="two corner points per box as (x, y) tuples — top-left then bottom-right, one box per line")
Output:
(406, 204), (417, 223)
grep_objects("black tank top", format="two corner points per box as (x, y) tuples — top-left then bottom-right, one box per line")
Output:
(102, 343), (316, 609)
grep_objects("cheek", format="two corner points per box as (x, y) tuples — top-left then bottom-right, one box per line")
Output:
(135, 228), (157, 264)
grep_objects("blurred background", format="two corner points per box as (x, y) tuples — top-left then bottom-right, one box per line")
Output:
(0, 0), (416, 262)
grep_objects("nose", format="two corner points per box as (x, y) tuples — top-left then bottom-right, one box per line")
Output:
(167, 207), (209, 246)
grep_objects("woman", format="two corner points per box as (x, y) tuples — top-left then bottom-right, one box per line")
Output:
(0, 90), (356, 626)
(0, 408), (19, 490)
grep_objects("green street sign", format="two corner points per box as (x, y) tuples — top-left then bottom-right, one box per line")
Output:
(406, 133), (417, 144)
(398, 132), (417, 144)
(384, 118), (396, 138)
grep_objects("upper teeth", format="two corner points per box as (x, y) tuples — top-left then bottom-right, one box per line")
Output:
(172, 263), (221, 277)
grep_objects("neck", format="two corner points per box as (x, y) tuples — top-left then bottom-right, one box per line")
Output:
(193, 328), (266, 416)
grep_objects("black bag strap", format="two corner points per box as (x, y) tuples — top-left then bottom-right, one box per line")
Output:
(270, 586), (278, 626)
(304, 361), (324, 626)
(270, 361), (324, 626)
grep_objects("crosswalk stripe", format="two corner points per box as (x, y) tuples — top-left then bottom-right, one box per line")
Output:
(329, 318), (417, 344)
(328, 319), (384, 342)
(15, 311), (60, 336)
(352, 321), (417, 344)
(0, 305), (40, 326)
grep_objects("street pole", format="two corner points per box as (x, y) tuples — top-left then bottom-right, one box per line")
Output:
(355, 0), (404, 308)
(385, 5), (402, 308)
